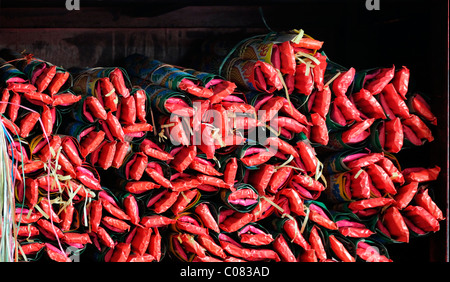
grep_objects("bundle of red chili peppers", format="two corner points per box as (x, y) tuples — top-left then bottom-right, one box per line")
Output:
(0, 27), (444, 263)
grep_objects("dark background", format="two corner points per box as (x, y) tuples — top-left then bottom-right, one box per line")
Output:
(0, 0), (448, 262)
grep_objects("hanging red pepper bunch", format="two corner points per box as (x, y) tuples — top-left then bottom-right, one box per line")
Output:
(1, 53), (81, 141)
(66, 67), (153, 169)
(7, 133), (102, 262)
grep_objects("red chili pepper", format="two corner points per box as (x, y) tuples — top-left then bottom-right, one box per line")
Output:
(267, 166), (292, 194)
(352, 88), (387, 119)
(309, 225), (327, 261)
(283, 219), (310, 250)
(312, 53), (327, 91)
(39, 197), (62, 223)
(96, 226), (116, 248)
(0, 88), (10, 114)
(403, 165), (440, 183)
(177, 233), (207, 258)
(19, 111), (40, 138)
(45, 243), (70, 262)
(381, 83), (410, 119)
(86, 96), (107, 120)
(37, 218), (64, 239)
(332, 67), (355, 97)
(365, 65), (395, 95)
(265, 137), (299, 158)
(80, 130), (105, 158)
(384, 117), (404, 153)
(341, 118), (374, 144)
(41, 105), (53, 137)
(99, 77), (118, 112)
(47, 71), (70, 96)
(61, 137), (83, 167)
(402, 114), (434, 142)
(328, 235), (355, 262)
(273, 234), (297, 262)
(52, 93), (82, 107)
(62, 232), (92, 245)
(383, 206), (409, 243)
(366, 163), (397, 195)
(189, 157), (222, 176)
(172, 189), (198, 214)
(310, 113), (328, 145)
(194, 203), (220, 233)
(248, 164), (275, 195)
(59, 203), (75, 231)
(7, 92), (21, 122)
(219, 211), (253, 233)
(152, 190), (179, 214)
(171, 145), (197, 173)
(197, 174), (233, 189)
(131, 226), (152, 255)
(123, 194), (140, 225)
(110, 68), (130, 98)
(140, 139), (173, 161)
(294, 63), (314, 95)
(36, 65), (57, 93)
(39, 135), (62, 162)
(349, 169), (371, 199)
(110, 242), (131, 262)
(111, 141), (130, 168)
(23, 91), (53, 105)
(89, 200), (102, 233)
(414, 188), (445, 221)
(392, 66), (410, 99)
(20, 242), (45, 255)
(148, 227), (162, 261)
(140, 215), (176, 228)
(134, 89), (147, 122)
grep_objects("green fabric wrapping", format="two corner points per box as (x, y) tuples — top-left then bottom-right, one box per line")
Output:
(72, 67), (131, 97)
(220, 183), (259, 213)
(351, 238), (391, 262)
(0, 49), (73, 94)
(142, 84), (193, 116)
(124, 54), (201, 92)
(0, 57), (29, 86)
